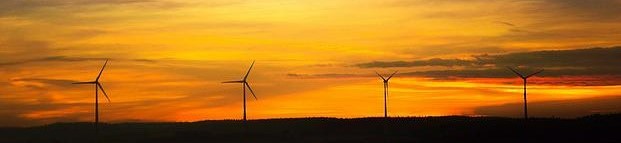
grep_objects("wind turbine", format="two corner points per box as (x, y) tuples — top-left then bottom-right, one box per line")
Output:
(222, 61), (258, 123)
(507, 67), (543, 120)
(72, 59), (111, 134)
(375, 71), (398, 118)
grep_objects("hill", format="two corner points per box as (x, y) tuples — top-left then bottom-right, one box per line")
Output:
(1, 114), (620, 143)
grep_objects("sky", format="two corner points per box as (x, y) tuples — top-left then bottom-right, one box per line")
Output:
(1, 0), (621, 126)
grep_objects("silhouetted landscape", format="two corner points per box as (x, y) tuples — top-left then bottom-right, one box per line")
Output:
(2, 0), (621, 142)
(1, 114), (619, 143)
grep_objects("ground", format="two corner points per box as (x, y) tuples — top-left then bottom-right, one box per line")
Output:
(1, 114), (619, 143)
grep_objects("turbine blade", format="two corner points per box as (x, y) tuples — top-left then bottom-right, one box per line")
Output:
(243, 61), (255, 81)
(72, 81), (96, 84)
(506, 67), (524, 78)
(245, 82), (258, 100)
(96, 59), (109, 81)
(222, 80), (244, 83)
(386, 70), (399, 80)
(526, 69), (544, 78)
(97, 83), (111, 103)
(375, 71), (386, 81)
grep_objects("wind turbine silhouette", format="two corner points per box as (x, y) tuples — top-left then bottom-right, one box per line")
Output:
(507, 67), (543, 120)
(72, 59), (111, 137)
(222, 61), (258, 123)
(375, 71), (398, 118)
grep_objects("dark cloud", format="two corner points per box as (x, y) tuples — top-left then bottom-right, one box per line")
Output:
(338, 47), (621, 85)
(132, 59), (158, 63)
(0, 0), (156, 9)
(356, 58), (474, 68)
(495, 21), (516, 27)
(287, 73), (358, 79)
(389, 0), (621, 21)
(473, 47), (621, 68)
(0, 0), (148, 14)
(474, 96), (621, 118)
(399, 68), (621, 80)
(0, 0), (188, 17)
(493, 21), (534, 34)
(356, 46), (621, 69)
(399, 68), (512, 79)
(538, 0), (621, 21)
(286, 68), (621, 82)
(494, 24), (621, 46)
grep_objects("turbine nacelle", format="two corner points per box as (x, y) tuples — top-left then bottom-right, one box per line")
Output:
(223, 61), (258, 100)
(375, 70), (398, 82)
(73, 59), (111, 103)
(507, 66), (544, 120)
(507, 67), (544, 79)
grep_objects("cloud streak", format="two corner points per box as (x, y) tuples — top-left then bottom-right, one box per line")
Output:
(284, 47), (621, 86)
(354, 47), (621, 79)
(357, 47), (621, 69)
(0, 56), (107, 66)
(356, 58), (474, 68)
(538, 0), (621, 21)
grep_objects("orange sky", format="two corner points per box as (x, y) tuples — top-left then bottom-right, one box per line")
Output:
(1, 0), (621, 126)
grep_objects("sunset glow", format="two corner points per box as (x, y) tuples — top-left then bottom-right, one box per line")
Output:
(1, 0), (621, 126)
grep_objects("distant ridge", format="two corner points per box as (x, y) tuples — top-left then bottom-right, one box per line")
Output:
(1, 113), (619, 143)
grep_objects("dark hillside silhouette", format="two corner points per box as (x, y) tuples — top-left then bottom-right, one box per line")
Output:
(1, 114), (619, 143)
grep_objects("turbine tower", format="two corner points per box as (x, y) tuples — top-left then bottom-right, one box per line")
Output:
(375, 71), (398, 118)
(222, 61), (258, 123)
(72, 59), (111, 135)
(507, 67), (543, 120)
